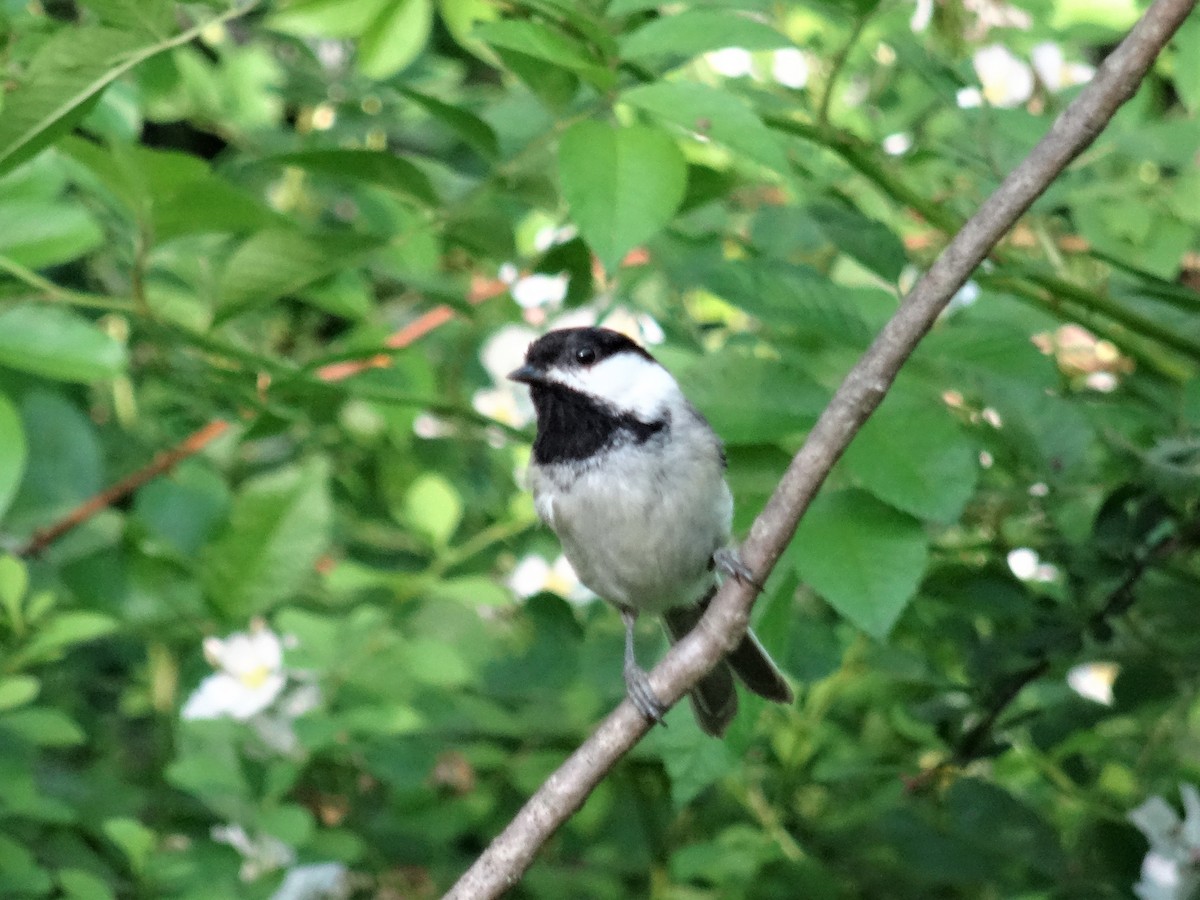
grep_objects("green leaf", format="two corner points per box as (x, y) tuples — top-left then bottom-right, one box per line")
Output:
(336, 704), (422, 735)
(267, 0), (393, 37)
(359, 0), (434, 79)
(0, 555), (28, 627)
(102, 817), (156, 874)
(790, 490), (928, 639)
(0, 707), (86, 746)
(58, 869), (116, 900)
(262, 149), (438, 204)
(256, 804), (315, 847)
(558, 121), (686, 270)
(217, 228), (380, 320)
(202, 458), (333, 618)
(78, 0), (173, 36)
(403, 637), (472, 686)
(0, 305), (126, 383)
(0, 199), (105, 267)
(475, 19), (613, 89)
(841, 388), (978, 523)
(9, 392), (103, 527)
(402, 473), (463, 546)
(400, 88), (498, 159)
(166, 721), (249, 819)
(620, 10), (792, 63)
(493, 48), (579, 110)
(0, 393), (27, 520)
(808, 200), (908, 283)
(0, 26), (146, 174)
(701, 260), (887, 345)
(8, 611), (118, 669)
(0, 676), (39, 712)
(622, 82), (789, 174)
(133, 462), (230, 557)
(0, 835), (52, 895)
(649, 711), (734, 806)
(684, 349), (826, 444)
(1174, 14), (1200, 114)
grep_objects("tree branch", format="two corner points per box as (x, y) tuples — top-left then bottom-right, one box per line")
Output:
(443, 1), (1198, 896)
(14, 275), (510, 558)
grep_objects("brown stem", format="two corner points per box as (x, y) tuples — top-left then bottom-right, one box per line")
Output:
(17, 419), (231, 557)
(443, 1), (1199, 895)
(16, 274), (512, 557)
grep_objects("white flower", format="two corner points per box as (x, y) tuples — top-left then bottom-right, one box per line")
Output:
(601, 307), (665, 346)
(511, 273), (569, 309)
(271, 862), (351, 900)
(706, 47), (754, 79)
(508, 554), (594, 604)
(957, 87), (985, 109)
(882, 132), (912, 156)
(910, 0), (933, 32)
(771, 48), (809, 89)
(962, 0), (1032, 38)
(182, 623), (287, 721)
(1031, 42), (1094, 92)
(1066, 662), (1119, 706)
(1007, 548), (1039, 580)
(1085, 371), (1119, 393)
(1130, 786), (1200, 900)
(472, 324), (539, 428)
(973, 44), (1034, 108)
(1006, 547), (1059, 583)
(250, 681), (324, 756)
(533, 224), (577, 253)
(499, 263), (570, 310)
(313, 40), (349, 73)
(212, 824), (295, 882)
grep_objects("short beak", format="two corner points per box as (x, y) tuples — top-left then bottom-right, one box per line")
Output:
(508, 363), (544, 384)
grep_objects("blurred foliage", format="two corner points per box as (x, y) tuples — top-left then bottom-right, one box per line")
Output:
(0, 0), (1199, 897)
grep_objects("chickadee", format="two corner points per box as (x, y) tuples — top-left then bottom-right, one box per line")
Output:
(509, 327), (793, 737)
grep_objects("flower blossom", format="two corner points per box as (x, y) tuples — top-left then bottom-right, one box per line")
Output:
(182, 621), (287, 721)
(1129, 785), (1200, 900)
(508, 554), (594, 605)
(1066, 662), (1119, 706)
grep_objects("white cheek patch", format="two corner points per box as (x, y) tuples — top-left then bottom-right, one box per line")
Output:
(552, 352), (677, 420)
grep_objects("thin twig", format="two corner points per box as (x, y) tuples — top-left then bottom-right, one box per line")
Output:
(443, 1), (1198, 895)
(817, 12), (873, 131)
(17, 420), (231, 557)
(15, 275), (511, 558)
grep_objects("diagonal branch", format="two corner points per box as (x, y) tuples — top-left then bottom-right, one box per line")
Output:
(443, 0), (1199, 896)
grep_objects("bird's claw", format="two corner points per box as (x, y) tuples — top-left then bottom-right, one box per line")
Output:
(713, 547), (763, 591)
(624, 663), (668, 726)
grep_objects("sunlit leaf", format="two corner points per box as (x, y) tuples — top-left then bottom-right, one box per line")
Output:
(791, 490), (928, 639)
(202, 458), (333, 618)
(620, 10), (792, 62)
(558, 121), (686, 270)
(0, 306), (125, 383)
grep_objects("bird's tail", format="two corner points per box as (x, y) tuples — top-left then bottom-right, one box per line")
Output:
(662, 594), (793, 737)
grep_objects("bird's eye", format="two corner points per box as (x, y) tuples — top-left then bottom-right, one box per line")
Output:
(575, 347), (596, 365)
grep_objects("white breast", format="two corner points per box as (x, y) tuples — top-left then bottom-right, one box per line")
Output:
(528, 406), (731, 614)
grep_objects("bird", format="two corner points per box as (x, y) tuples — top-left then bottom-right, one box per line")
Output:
(508, 326), (793, 736)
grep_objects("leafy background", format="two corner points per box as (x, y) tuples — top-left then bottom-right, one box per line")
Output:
(1, 0), (1199, 897)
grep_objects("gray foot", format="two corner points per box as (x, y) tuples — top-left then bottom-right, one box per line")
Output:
(713, 547), (763, 590)
(620, 608), (667, 725)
